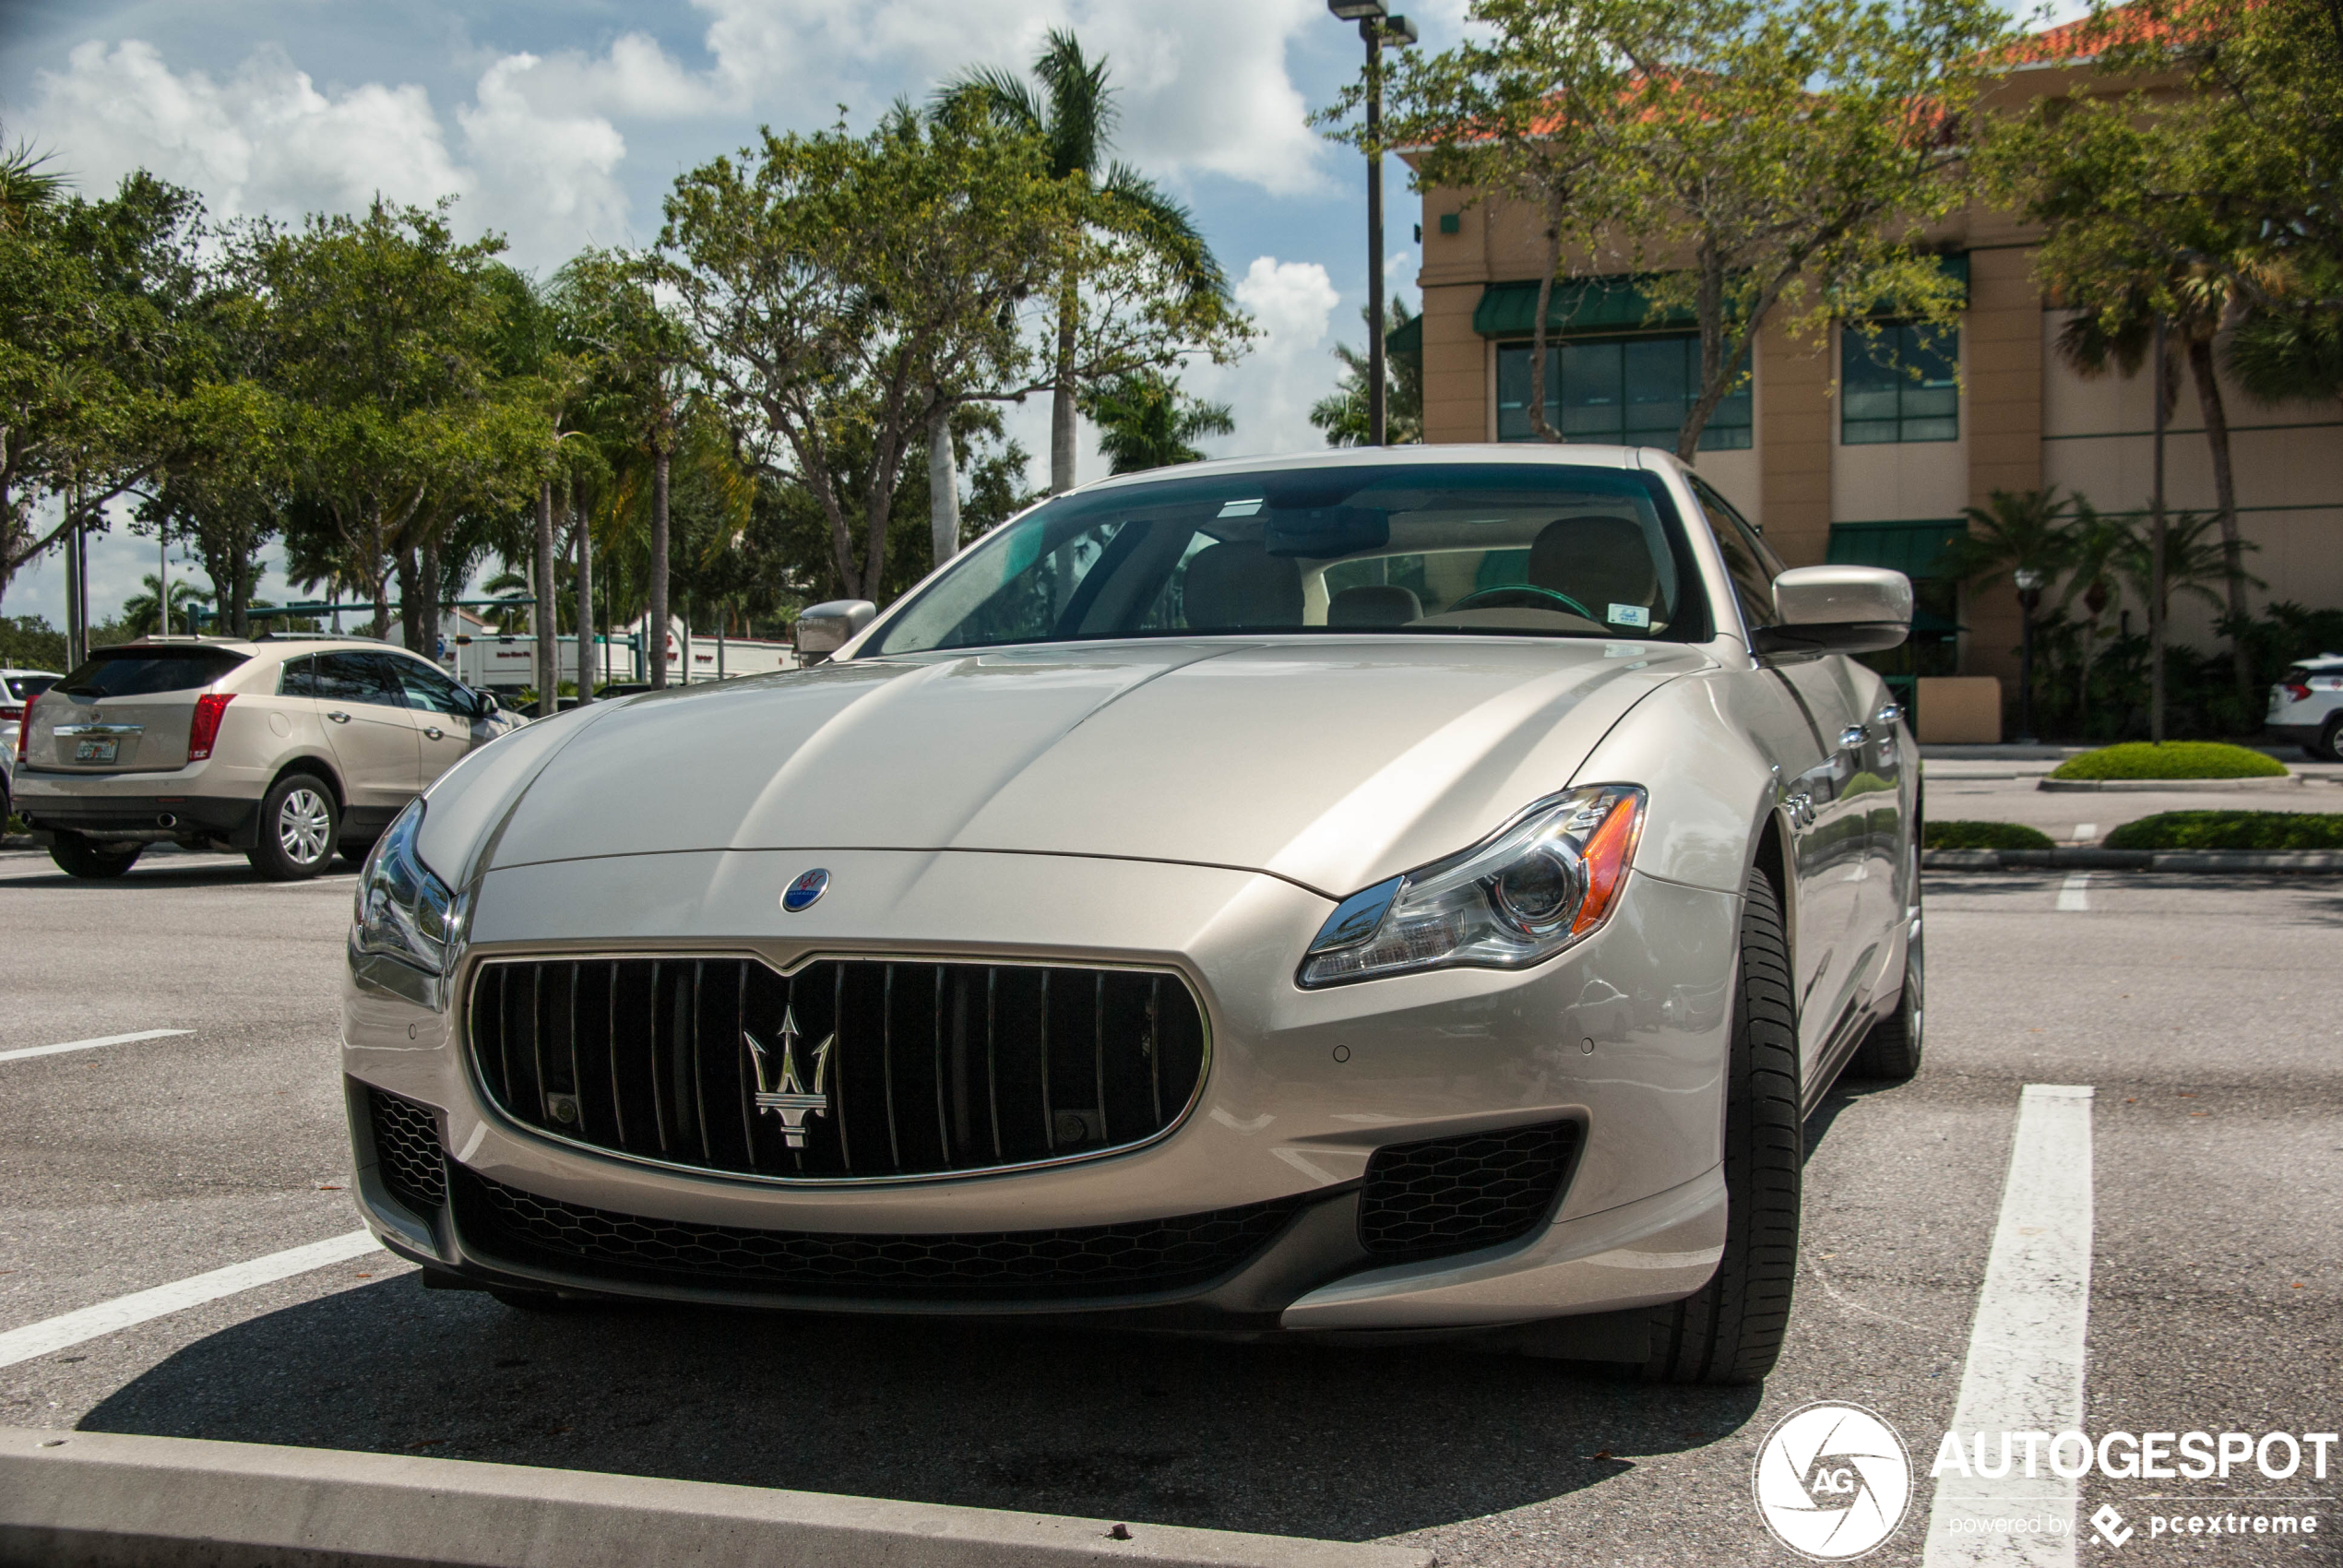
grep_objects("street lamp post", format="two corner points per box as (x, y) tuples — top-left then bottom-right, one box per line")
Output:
(2014, 565), (2045, 745)
(1327, 1), (1417, 447)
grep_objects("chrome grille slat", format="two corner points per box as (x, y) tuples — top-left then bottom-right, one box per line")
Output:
(468, 957), (1207, 1184)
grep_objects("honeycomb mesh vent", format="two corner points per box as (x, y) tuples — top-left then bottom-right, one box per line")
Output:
(449, 1164), (1303, 1301)
(368, 1088), (447, 1214)
(1357, 1121), (1579, 1260)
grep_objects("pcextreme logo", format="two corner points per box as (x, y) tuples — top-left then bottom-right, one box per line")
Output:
(1752, 1402), (1914, 1561)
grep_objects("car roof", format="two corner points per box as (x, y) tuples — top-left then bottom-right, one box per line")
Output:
(91, 636), (425, 662)
(1068, 442), (1662, 498)
(2, 668), (62, 678)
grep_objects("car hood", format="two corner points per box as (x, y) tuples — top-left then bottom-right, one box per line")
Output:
(434, 638), (1709, 898)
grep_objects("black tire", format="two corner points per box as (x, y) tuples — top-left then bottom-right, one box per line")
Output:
(2318, 715), (2343, 765)
(49, 830), (142, 880)
(246, 773), (339, 881)
(1851, 911), (1924, 1083)
(1643, 870), (1802, 1386)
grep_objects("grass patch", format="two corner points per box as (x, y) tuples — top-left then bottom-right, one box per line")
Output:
(2104, 811), (2343, 850)
(2050, 742), (2288, 781)
(1924, 820), (2057, 850)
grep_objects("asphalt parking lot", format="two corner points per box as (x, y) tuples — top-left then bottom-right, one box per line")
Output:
(2, 846), (2337, 1565)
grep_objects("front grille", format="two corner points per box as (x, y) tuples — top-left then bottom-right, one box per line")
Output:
(1357, 1121), (1579, 1260)
(368, 1088), (447, 1213)
(449, 1164), (1304, 1301)
(466, 957), (1208, 1182)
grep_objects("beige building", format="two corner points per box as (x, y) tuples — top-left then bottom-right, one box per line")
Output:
(1394, 41), (2343, 726)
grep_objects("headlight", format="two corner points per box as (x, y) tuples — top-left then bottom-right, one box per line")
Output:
(353, 800), (463, 975)
(1299, 785), (1646, 988)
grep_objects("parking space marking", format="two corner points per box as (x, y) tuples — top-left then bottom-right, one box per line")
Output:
(0, 1028), (192, 1065)
(1922, 1084), (2095, 1567)
(0, 1229), (380, 1370)
(2055, 873), (2091, 911)
(2072, 823), (2098, 844)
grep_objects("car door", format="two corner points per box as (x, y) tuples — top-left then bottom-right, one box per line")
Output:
(386, 654), (486, 784)
(313, 650), (422, 827)
(1693, 480), (1868, 1079)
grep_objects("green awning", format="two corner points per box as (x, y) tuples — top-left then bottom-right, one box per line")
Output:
(1385, 312), (1422, 358)
(1827, 518), (1967, 581)
(1472, 275), (1698, 339)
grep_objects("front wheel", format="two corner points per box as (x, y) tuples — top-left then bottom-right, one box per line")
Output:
(50, 830), (142, 880)
(1643, 869), (1801, 1386)
(247, 774), (339, 881)
(2317, 714), (2343, 765)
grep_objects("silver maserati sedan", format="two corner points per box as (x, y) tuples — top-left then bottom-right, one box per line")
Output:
(343, 445), (1921, 1386)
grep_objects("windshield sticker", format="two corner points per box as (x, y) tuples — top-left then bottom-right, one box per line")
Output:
(1608, 603), (1652, 629)
(1216, 499), (1264, 517)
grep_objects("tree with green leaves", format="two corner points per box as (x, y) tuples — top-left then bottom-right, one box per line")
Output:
(1080, 371), (1233, 473)
(940, 30), (1237, 494)
(1312, 295), (1422, 446)
(117, 571), (210, 636)
(659, 104), (1093, 601)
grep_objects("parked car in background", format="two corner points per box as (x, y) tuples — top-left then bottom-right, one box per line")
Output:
(14, 636), (520, 881)
(3, 667), (62, 823)
(345, 446), (1920, 1386)
(2267, 653), (2343, 760)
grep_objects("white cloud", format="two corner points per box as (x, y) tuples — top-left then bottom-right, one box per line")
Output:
(688, 0), (1329, 195)
(26, 40), (470, 218)
(1186, 255), (1341, 457)
(457, 54), (631, 261)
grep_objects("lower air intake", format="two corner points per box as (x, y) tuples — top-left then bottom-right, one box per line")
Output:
(449, 1164), (1305, 1301)
(1357, 1120), (1579, 1260)
(368, 1088), (447, 1214)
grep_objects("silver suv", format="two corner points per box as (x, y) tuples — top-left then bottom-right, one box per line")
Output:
(14, 636), (520, 880)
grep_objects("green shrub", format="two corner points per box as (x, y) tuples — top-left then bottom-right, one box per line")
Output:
(2104, 812), (2343, 850)
(2050, 742), (2288, 780)
(1924, 820), (2057, 850)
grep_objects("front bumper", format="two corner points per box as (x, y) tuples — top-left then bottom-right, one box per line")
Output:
(342, 848), (1736, 1334)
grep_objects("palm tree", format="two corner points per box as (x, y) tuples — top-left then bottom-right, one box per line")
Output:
(2226, 303), (2343, 406)
(1312, 296), (1423, 446)
(1946, 488), (2079, 741)
(1080, 373), (1234, 473)
(2057, 502), (2129, 738)
(118, 574), (212, 637)
(942, 30), (1227, 493)
(2114, 508), (2260, 739)
(0, 135), (64, 234)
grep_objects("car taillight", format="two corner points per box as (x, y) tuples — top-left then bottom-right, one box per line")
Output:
(2285, 683), (2313, 703)
(14, 695), (32, 759)
(187, 693), (234, 761)
(0, 705), (20, 722)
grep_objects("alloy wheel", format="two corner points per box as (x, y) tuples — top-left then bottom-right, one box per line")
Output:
(278, 787), (332, 865)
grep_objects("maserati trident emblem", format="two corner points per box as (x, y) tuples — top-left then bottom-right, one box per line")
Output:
(745, 1004), (832, 1148)
(781, 868), (829, 912)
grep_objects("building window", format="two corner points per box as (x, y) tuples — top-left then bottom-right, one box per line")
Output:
(1496, 335), (1753, 450)
(1840, 323), (1958, 445)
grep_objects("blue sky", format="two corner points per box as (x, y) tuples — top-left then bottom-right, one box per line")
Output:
(0, 0), (2071, 635)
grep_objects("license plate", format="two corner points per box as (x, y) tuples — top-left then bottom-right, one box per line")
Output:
(74, 738), (118, 763)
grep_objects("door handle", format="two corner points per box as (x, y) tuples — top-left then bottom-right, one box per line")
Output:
(327, 711), (351, 724)
(1839, 724), (1867, 750)
(423, 726), (445, 741)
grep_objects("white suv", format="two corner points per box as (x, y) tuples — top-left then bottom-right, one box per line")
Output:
(2268, 653), (2343, 761)
(14, 636), (520, 880)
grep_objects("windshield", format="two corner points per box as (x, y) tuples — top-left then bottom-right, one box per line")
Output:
(868, 461), (1709, 657)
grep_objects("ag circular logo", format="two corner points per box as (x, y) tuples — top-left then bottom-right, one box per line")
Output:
(1751, 1401), (1912, 1561)
(781, 868), (829, 912)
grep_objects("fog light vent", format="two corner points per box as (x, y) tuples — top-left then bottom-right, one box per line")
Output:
(1358, 1120), (1579, 1260)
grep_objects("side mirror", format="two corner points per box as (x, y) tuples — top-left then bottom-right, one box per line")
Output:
(793, 600), (877, 661)
(1751, 565), (1912, 656)
(468, 687), (500, 720)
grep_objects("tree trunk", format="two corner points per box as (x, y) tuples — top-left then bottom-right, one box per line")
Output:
(1527, 202), (1565, 445)
(395, 550), (424, 656)
(648, 440), (672, 689)
(421, 537), (441, 666)
(2186, 333), (2253, 712)
(369, 513), (389, 640)
(1051, 278), (1079, 494)
(574, 490), (593, 704)
(928, 404), (961, 571)
(535, 480), (557, 718)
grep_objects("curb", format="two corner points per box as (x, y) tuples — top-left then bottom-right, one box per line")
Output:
(2036, 776), (2310, 792)
(1924, 848), (2343, 872)
(0, 1427), (1431, 1568)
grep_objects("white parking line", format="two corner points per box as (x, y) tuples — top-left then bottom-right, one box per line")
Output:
(0, 1028), (192, 1065)
(0, 1230), (381, 1370)
(1922, 1085), (2096, 1566)
(2072, 823), (2098, 844)
(2055, 873), (2091, 911)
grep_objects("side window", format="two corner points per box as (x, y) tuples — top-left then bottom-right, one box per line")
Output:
(390, 657), (470, 717)
(277, 656), (315, 697)
(1692, 478), (1783, 629)
(315, 651), (399, 706)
